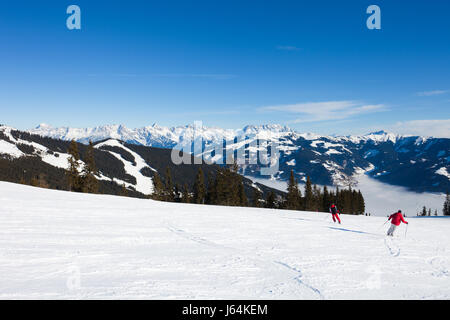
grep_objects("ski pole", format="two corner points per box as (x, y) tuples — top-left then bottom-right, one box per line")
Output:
(378, 220), (388, 230)
(405, 224), (408, 239)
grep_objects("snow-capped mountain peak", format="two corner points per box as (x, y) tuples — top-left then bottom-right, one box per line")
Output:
(35, 123), (53, 130)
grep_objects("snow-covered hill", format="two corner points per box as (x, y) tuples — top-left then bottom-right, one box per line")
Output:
(29, 123), (450, 193)
(0, 181), (449, 299)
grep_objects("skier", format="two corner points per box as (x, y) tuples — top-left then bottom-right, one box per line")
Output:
(386, 210), (408, 236)
(329, 204), (341, 224)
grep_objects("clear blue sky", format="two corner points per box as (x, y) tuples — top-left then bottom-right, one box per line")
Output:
(0, 0), (449, 136)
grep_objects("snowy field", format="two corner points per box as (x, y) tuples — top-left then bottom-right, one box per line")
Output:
(0, 181), (449, 299)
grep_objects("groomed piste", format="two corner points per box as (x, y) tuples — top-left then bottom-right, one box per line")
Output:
(0, 181), (449, 299)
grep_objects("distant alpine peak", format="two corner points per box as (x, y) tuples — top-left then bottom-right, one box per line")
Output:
(242, 124), (292, 132)
(35, 123), (53, 129)
(368, 130), (388, 135)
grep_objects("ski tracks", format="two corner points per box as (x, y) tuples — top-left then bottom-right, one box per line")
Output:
(383, 234), (450, 279)
(273, 261), (324, 299)
(384, 237), (401, 257)
(428, 256), (449, 278)
(166, 223), (228, 249)
(165, 221), (324, 299)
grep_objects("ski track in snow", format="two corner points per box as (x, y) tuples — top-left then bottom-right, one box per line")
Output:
(384, 238), (401, 257)
(166, 221), (325, 299)
(273, 261), (324, 299)
(166, 223), (229, 249)
(428, 257), (449, 278)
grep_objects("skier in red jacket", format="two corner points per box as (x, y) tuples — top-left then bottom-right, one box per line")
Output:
(329, 204), (341, 224)
(387, 210), (408, 236)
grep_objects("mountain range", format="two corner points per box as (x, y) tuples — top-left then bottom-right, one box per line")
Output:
(28, 123), (450, 193)
(0, 124), (440, 192)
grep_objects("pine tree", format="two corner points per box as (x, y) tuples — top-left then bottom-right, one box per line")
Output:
(303, 176), (313, 211)
(322, 186), (330, 212)
(119, 183), (128, 197)
(213, 166), (240, 206)
(35, 173), (49, 188)
(265, 191), (276, 209)
(19, 176), (27, 185)
(193, 167), (206, 204)
(205, 173), (216, 204)
(357, 190), (365, 215)
(351, 189), (358, 214)
(443, 191), (450, 216)
(213, 168), (225, 205)
(228, 162), (241, 206)
(343, 186), (352, 214)
(151, 172), (165, 200)
(334, 186), (339, 206)
(238, 179), (248, 207)
(30, 175), (39, 187)
(421, 206), (427, 217)
(182, 183), (191, 203)
(164, 166), (174, 201)
(67, 139), (82, 192)
(286, 170), (301, 210)
(252, 187), (263, 207)
(312, 184), (321, 211)
(81, 140), (98, 194)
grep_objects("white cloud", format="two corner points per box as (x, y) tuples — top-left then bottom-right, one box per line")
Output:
(150, 73), (237, 80)
(276, 45), (301, 51)
(416, 90), (448, 97)
(258, 100), (387, 123)
(390, 119), (450, 138)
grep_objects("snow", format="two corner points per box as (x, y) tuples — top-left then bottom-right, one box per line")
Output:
(347, 131), (400, 144)
(286, 159), (296, 166)
(40, 152), (72, 169)
(0, 140), (24, 158)
(0, 126), (74, 169)
(364, 149), (379, 158)
(0, 181), (449, 299)
(435, 167), (450, 179)
(95, 139), (155, 195)
(325, 149), (342, 155)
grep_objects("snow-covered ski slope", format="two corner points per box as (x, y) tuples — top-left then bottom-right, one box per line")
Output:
(0, 181), (449, 299)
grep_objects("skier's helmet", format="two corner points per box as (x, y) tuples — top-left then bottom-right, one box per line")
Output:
(398, 209), (402, 213)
